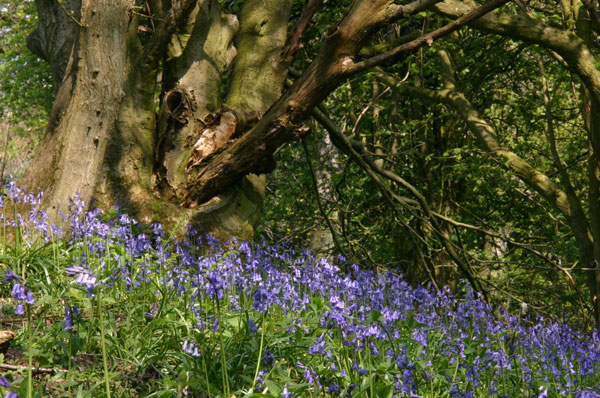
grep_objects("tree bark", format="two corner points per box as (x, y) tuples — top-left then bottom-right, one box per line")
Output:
(22, 0), (132, 217)
(24, 0), (294, 239)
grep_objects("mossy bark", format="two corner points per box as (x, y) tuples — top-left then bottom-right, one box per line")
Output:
(24, 0), (293, 240)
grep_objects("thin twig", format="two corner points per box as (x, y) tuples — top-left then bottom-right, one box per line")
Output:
(301, 137), (348, 261)
(350, 87), (390, 135)
(282, 0), (323, 61)
(57, 0), (83, 27)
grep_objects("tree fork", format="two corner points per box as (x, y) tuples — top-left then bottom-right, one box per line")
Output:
(181, 0), (511, 207)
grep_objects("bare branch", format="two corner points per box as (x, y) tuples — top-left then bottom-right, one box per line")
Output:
(345, 0), (511, 75)
(312, 107), (493, 298)
(0, 363), (55, 375)
(282, 0), (323, 61)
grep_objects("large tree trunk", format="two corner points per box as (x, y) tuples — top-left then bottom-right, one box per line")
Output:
(22, 0), (131, 216)
(24, 0), (293, 239)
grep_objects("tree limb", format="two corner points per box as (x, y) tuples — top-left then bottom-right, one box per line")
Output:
(312, 107), (496, 297)
(183, 0), (507, 206)
(282, 0), (323, 61)
(144, 0), (196, 65)
(433, 0), (600, 103)
(345, 0), (512, 75)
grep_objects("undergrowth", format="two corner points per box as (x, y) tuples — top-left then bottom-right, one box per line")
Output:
(0, 183), (599, 397)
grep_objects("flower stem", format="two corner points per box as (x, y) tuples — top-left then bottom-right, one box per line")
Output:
(98, 297), (111, 398)
(67, 332), (73, 398)
(215, 301), (230, 397)
(251, 312), (266, 393)
(27, 304), (33, 398)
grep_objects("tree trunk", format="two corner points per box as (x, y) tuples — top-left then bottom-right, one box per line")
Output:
(25, 0), (293, 239)
(22, 0), (131, 217)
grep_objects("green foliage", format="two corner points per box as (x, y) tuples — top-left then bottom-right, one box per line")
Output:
(260, 18), (591, 329)
(0, 0), (53, 177)
(1, 197), (600, 397)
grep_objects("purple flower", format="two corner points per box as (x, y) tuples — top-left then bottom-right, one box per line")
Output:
(282, 385), (294, 398)
(3, 269), (19, 283)
(182, 339), (201, 357)
(207, 270), (224, 301)
(248, 319), (257, 337)
(25, 291), (34, 305)
(10, 283), (24, 300)
(254, 369), (267, 391)
(344, 384), (356, 398)
(67, 267), (97, 297)
(64, 302), (80, 331)
(4, 391), (18, 398)
(263, 348), (275, 368)
(309, 335), (326, 355)
(146, 303), (158, 319)
(328, 382), (340, 394)
(0, 376), (10, 388)
(252, 287), (271, 313)
(297, 361), (321, 387)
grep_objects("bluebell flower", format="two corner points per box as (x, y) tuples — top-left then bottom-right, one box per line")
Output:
(254, 369), (267, 391)
(252, 287), (272, 313)
(10, 283), (26, 301)
(207, 270), (224, 301)
(281, 385), (294, 398)
(573, 389), (600, 398)
(248, 319), (257, 337)
(64, 302), (74, 331)
(309, 334), (326, 355)
(9, 282), (34, 314)
(182, 339), (201, 357)
(0, 376), (9, 388)
(25, 291), (34, 305)
(328, 381), (340, 394)
(263, 348), (275, 368)
(3, 269), (19, 283)
(297, 361), (321, 387)
(146, 303), (158, 319)
(344, 384), (356, 398)
(4, 390), (18, 398)
(66, 267), (98, 297)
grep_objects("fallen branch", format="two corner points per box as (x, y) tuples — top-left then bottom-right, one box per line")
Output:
(0, 363), (55, 375)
